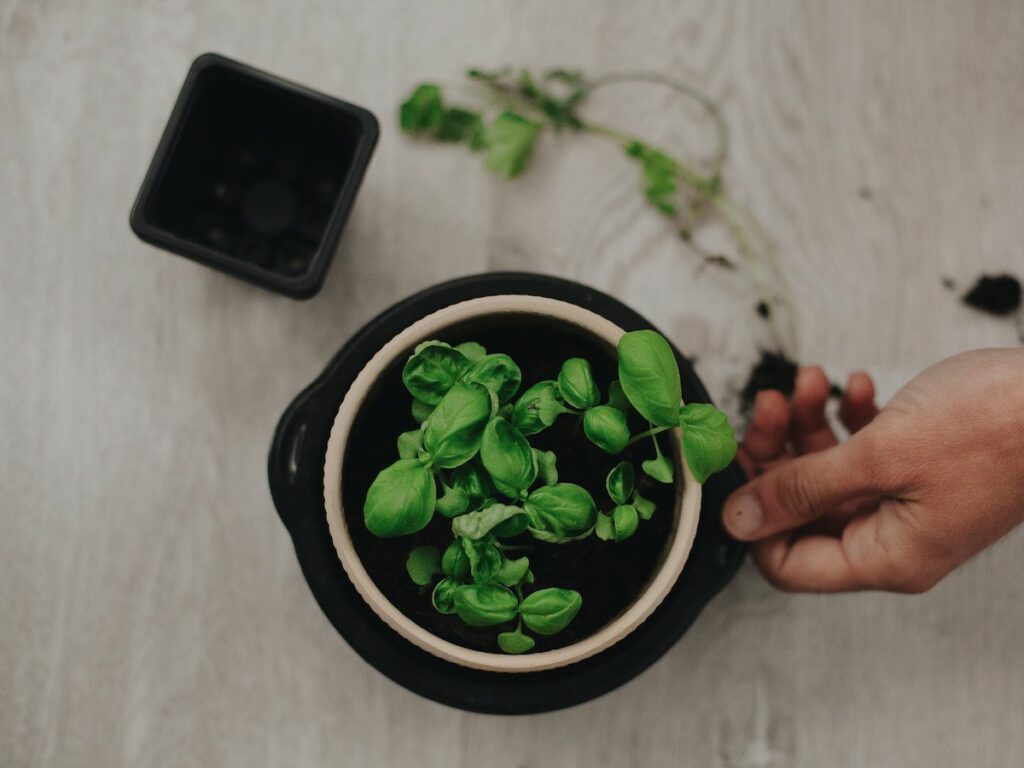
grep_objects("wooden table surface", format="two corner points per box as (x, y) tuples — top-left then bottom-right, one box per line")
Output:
(3, 1), (1022, 766)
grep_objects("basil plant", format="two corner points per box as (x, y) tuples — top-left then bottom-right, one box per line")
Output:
(365, 331), (736, 654)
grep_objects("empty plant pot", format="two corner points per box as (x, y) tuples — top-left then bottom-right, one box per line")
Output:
(130, 53), (378, 298)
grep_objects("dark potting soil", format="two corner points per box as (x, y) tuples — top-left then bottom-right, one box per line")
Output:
(740, 350), (797, 414)
(961, 274), (1022, 317)
(341, 316), (678, 654)
(739, 350), (844, 415)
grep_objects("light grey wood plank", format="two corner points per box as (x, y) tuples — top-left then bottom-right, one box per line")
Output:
(2, 1), (1022, 767)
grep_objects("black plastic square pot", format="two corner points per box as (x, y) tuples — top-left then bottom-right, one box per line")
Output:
(130, 53), (378, 299)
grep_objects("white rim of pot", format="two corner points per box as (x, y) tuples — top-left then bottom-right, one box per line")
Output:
(323, 295), (701, 673)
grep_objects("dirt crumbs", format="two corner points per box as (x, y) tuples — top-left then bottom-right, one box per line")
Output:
(961, 274), (1022, 317)
(739, 350), (845, 415)
(740, 351), (797, 414)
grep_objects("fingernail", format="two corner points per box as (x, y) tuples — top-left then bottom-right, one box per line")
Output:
(724, 493), (763, 538)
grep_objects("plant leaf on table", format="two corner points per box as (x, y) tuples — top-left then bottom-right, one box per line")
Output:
(482, 111), (541, 178)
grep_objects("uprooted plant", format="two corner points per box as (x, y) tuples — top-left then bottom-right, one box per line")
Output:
(363, 330), (737, 654)
(398, 68), (798, 356)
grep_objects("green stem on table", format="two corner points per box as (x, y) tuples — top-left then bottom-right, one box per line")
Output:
(459, 69), (798, 356)
(587, 71), (729, 175)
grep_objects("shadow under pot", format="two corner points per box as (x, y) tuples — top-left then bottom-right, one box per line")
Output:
(324, 295), (702, 672)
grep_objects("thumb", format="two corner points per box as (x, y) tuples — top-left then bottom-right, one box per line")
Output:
(722, 440), (878, 541)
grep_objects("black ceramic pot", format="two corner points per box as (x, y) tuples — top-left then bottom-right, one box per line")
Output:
(268, 272), (745, 713)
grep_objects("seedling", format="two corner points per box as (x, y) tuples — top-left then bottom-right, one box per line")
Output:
(363, 330), (736, 654)
(398, 69), (798, 355)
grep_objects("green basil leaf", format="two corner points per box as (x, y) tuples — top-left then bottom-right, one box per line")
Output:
(461, 537), (502, 583)
(435, 108), (483, 142)
(557, 358), (600, 409)
(606, 461), (635, 505)
(399, 83), (444, 133)
(364, 458), (436, 538)
(432, 577), (459, 614)
(411, 398), (435, 424)
(633, 491), (656, 521)
(492, 513), (529, 538)
(441, 540), (470, 579)
(455, 341), (487, 361)
(594, 512), (614, 541)
(533, 449), (558, 486)
(423, 382), (492, 468)
(402, 342), (471, 406)
(511, 380), (567, 436)
(461, 353), (522, 404)
(435, 482), (470, 518)
(452, 503), (523, 540)
(607, 380), (630, 412)
(524, 483), (597, 536)
(611, 504), (640, 541)
(450, 463), (493, 507)
(528, 526), (594, 544)
(617, 330), (682, 427)
(583, 406), (630, 454)
(414, 340), (451, 354)
(405, 545), (441, 585)
(480, 417), (536, 497)
(452, 583), (519, 626)
(497, 628), (536, 654)
(397, 429), (424, 459)
(519, 588), (582, 635)
(642, 452), (674, 484)
(482, 111), (541, 178)
(495, 555), (530, 587)
(678, 403), (738, 483)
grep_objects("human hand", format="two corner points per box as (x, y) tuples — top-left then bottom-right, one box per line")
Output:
(722, 349), (1024, 592)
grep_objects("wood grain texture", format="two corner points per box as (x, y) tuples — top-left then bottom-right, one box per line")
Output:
(2, 1), (1022, 766)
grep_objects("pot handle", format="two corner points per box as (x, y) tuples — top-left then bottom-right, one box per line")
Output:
(267, 394), (317, 532)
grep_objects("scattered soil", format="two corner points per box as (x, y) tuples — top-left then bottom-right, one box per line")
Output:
(342, 316), (677, 654)
(961, 274), (1022, 317)
(739, 350), (843, 415)
(739, 350), (798, 414)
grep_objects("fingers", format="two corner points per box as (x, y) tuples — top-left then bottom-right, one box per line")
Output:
(722, 438), (880, 541)
(737, 389), (790, 477)
(742, 390), (790, 463)
(750, 532), (866, 592)
(749, 502), (946, 593)
(789, 367), (837, 454)
(838, 372), (879, 434)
